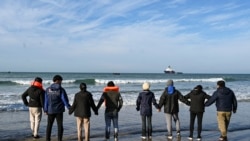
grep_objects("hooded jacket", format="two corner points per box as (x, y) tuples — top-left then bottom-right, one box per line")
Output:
(136, 90), (159, 116)
(205, 87), (237, 112)
(185, 89), (211, 113)
(158, 87), (189, 114)
(44, 83), (71, 114)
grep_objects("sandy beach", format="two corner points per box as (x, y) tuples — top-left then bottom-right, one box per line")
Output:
(0, 102), (249, 141)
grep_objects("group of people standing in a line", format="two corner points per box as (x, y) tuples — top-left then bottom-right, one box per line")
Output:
(22, 75), (123, 141)
(136, 79), (237, 141)
(22, 75), (237, 141)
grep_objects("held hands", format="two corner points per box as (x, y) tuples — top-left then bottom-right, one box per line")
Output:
(157, 109), (161, 112)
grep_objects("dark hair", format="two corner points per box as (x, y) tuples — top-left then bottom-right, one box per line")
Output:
(53, 75), (63, 82)
(107, 81), (115, 86)
(217, 80), (225, 87)
(194, 85), (203, 91)
(80, 83), (87, 90)
(34, 77), (43, 83)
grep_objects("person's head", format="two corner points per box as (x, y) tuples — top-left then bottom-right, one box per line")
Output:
(166, 79), (174, 87)
(53, 75), (63, 83)
(34, 77), (43, 83)
(142, 82), (150, 90)
(107, 81), (115, 87)
(194, 85), (203, 91)
(217, 80), (225, 88)
(80, 83), (87, 91)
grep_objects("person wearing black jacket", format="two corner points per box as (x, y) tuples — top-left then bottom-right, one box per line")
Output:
(158, 79), (189, 139)
(21, 77), (45, 139)
(136, 82), (159, 140)
(69, 83), (98, 141)
(205, 80), (237, 141)
(184, 85), (211, 140)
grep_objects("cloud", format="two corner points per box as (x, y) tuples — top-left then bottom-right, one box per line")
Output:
(0, 0), (250, 73)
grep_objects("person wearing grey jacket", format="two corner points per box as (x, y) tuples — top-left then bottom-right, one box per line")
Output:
(158, 79), (189, 139)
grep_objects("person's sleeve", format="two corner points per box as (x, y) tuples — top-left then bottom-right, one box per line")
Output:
(21, 89), (29, 106)
(204, 92), (217, 106)
(61, 89), (71, 109)
(158, 92), (166, 109)
(44, 91), (48, 112)
(68, 95), (76, 115)
(178, 91), (189, 105)
(152, 93), (159, 109)
(136, 93), (141, 111)
(232, 91), (237, 112)
(89, 93), (98, 114)
(118, 93), (123, 112)
(96, 93), (105, 109)
(40, 90), (45, 108)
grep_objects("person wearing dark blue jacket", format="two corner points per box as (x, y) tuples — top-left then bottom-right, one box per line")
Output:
(44, 75), (71, 141)
(136, 82), (159, 140)
(205, 80), (237, 141)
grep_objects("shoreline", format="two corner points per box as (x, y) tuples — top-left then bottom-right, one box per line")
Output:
(0, 103), (250, 141)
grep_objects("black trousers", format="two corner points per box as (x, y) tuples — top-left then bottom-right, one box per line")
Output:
(141, 115), (152, 137)
(189, 112), (203, 137)
(46, 113), (64, 141)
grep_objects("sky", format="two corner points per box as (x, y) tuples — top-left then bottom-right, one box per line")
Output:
(0, 0), (250, 74)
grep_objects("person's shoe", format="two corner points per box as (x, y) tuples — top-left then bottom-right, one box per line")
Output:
(167, 135), (173, 139)
(141, 136), (146, 139)
(219, 136), (227, 141)
(177, 131), (181, 137)
(148, 136), (152, 139)
(188, 136), (193, 140)
(33, 135), (40, 139)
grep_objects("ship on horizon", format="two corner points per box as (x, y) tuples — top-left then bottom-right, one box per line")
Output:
(164, 66), (183, 74)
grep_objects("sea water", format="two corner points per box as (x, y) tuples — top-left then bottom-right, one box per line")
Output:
(0, 72), (250, 111)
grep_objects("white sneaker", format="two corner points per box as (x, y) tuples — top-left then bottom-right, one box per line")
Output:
(167, 136), (173, 139)
(188, 137), (193, 140)
(141, 136), (146, 139)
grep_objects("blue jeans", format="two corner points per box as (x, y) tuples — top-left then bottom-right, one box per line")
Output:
(105, 111), (118, 139)
(141, 115), (152, 137)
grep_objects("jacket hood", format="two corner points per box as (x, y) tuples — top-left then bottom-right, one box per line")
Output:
(217, 87), (231, 95)
(166, 86), (175, 94)
(50, 83), (61, 90)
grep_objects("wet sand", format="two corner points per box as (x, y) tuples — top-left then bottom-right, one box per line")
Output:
(0, 103), (250, 141)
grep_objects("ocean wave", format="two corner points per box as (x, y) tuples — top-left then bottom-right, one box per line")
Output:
(0, 79), (96, 86)
(95, 78), (225, 84)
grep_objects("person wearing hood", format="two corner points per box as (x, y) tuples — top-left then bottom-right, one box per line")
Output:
(158, 79), (189, 139)
(184, 85), (211, 140)
(136, 82), (159, 140)
(44, 75), (71, 141)
(205, 80), (237, 141)
(21, 77), (45, 139)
